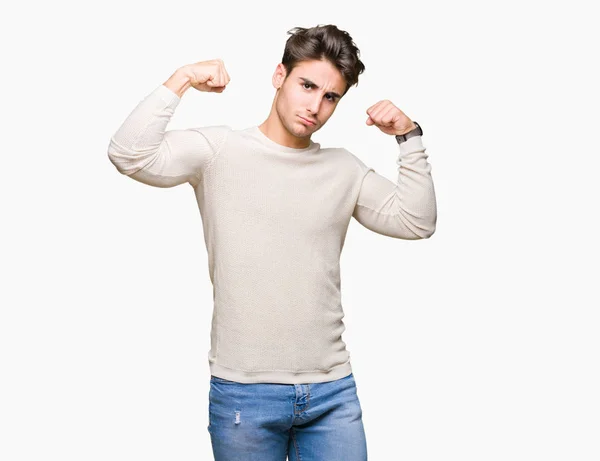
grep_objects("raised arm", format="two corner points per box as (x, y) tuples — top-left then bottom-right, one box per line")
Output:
(352, 135), (437, 239)
(107, 61), (232, 188)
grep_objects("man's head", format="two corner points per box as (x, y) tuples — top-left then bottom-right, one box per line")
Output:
(261, 24), (365, 148)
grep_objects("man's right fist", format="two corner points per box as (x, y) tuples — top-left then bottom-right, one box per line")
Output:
(185, 59), (231, 93)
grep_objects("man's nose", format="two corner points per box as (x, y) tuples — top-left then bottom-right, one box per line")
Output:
(307, 96), (322, 115)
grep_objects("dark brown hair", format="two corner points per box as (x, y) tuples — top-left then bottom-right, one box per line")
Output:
(281, 24), (365, 97)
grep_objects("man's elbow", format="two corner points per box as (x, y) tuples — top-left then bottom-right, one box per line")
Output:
(107, 149), (125, 175)
(407, 227), (435, 240)
(421, 226), (436, 239)
(397, 221), (435, 240)
(418, 218), (437, 239)
(107, 141), (127, 175)
(106, 142), (146, 177)
(396, 215), (436, 240)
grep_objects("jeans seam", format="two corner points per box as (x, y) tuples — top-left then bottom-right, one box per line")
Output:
(291, 427), (301, 460)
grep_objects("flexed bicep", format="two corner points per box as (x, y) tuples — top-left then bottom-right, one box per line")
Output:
(352, 136), (437, 239)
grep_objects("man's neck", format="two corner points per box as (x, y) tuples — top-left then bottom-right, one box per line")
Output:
(258, 120), (311, 149)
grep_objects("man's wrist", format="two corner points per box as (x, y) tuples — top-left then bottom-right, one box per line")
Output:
(394, 122), (417, 136)
(395, 121), (422, 144)
(163, 67), (194, 98)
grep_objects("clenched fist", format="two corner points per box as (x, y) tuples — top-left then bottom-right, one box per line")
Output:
(164, 59), (231, 97)
(185, 58), (231, 93)
(366, 100), (416, 136)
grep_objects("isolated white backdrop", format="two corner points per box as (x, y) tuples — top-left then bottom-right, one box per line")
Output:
(1, 0), (599, 460)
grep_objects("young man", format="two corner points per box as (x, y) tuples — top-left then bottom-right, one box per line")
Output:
(107, 24), (436, 461)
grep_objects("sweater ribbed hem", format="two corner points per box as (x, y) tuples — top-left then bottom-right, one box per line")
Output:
(209, 360), (353, 384)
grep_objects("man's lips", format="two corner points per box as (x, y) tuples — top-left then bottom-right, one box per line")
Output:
(299, 116), (316, 126)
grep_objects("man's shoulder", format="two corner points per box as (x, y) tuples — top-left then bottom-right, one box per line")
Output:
(320, 145), (372, 175)
(187, 124), (234, 136)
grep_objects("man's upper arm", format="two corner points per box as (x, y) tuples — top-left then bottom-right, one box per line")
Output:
(109, 125), (230, 188)
(351, 136), (437, 239)
(107, 83), (231, 188)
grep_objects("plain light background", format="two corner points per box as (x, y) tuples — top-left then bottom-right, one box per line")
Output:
(1, 0), (599, 460)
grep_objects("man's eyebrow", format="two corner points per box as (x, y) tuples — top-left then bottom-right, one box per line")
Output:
(299, 77), (341, 99)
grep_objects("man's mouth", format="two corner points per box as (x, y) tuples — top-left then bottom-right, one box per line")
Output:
(299, 116), (316, 126)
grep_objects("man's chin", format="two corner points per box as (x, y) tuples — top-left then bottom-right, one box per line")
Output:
(289, 125), (313, 138)
(297, 122), (319, 135)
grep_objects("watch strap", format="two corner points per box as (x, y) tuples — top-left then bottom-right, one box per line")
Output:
(395, 121), (422, 144)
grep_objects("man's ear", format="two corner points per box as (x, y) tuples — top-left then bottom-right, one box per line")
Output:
(272, 63), (286, 89)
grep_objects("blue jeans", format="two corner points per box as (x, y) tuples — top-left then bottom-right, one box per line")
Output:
(207, 372), (368, 460)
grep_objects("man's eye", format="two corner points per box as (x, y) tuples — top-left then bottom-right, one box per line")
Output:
(303, 83), (336, 102)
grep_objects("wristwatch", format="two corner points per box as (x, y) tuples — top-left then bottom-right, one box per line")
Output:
(395, 121), (422, 144)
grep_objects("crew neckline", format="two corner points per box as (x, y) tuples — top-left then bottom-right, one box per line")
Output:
(249, 125), (319, 154)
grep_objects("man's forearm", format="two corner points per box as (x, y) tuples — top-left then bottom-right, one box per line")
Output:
(163, 66), (194, 98)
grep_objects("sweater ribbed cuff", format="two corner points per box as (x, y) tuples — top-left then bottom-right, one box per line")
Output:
(397, 135), (424, 156)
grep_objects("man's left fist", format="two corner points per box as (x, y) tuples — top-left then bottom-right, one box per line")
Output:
(366, 100), (416, 136)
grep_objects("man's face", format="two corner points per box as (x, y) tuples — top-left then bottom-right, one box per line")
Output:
(273, 59), (346, 140)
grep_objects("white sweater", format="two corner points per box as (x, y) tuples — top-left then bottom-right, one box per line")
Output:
(107, 84), (437, 384)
